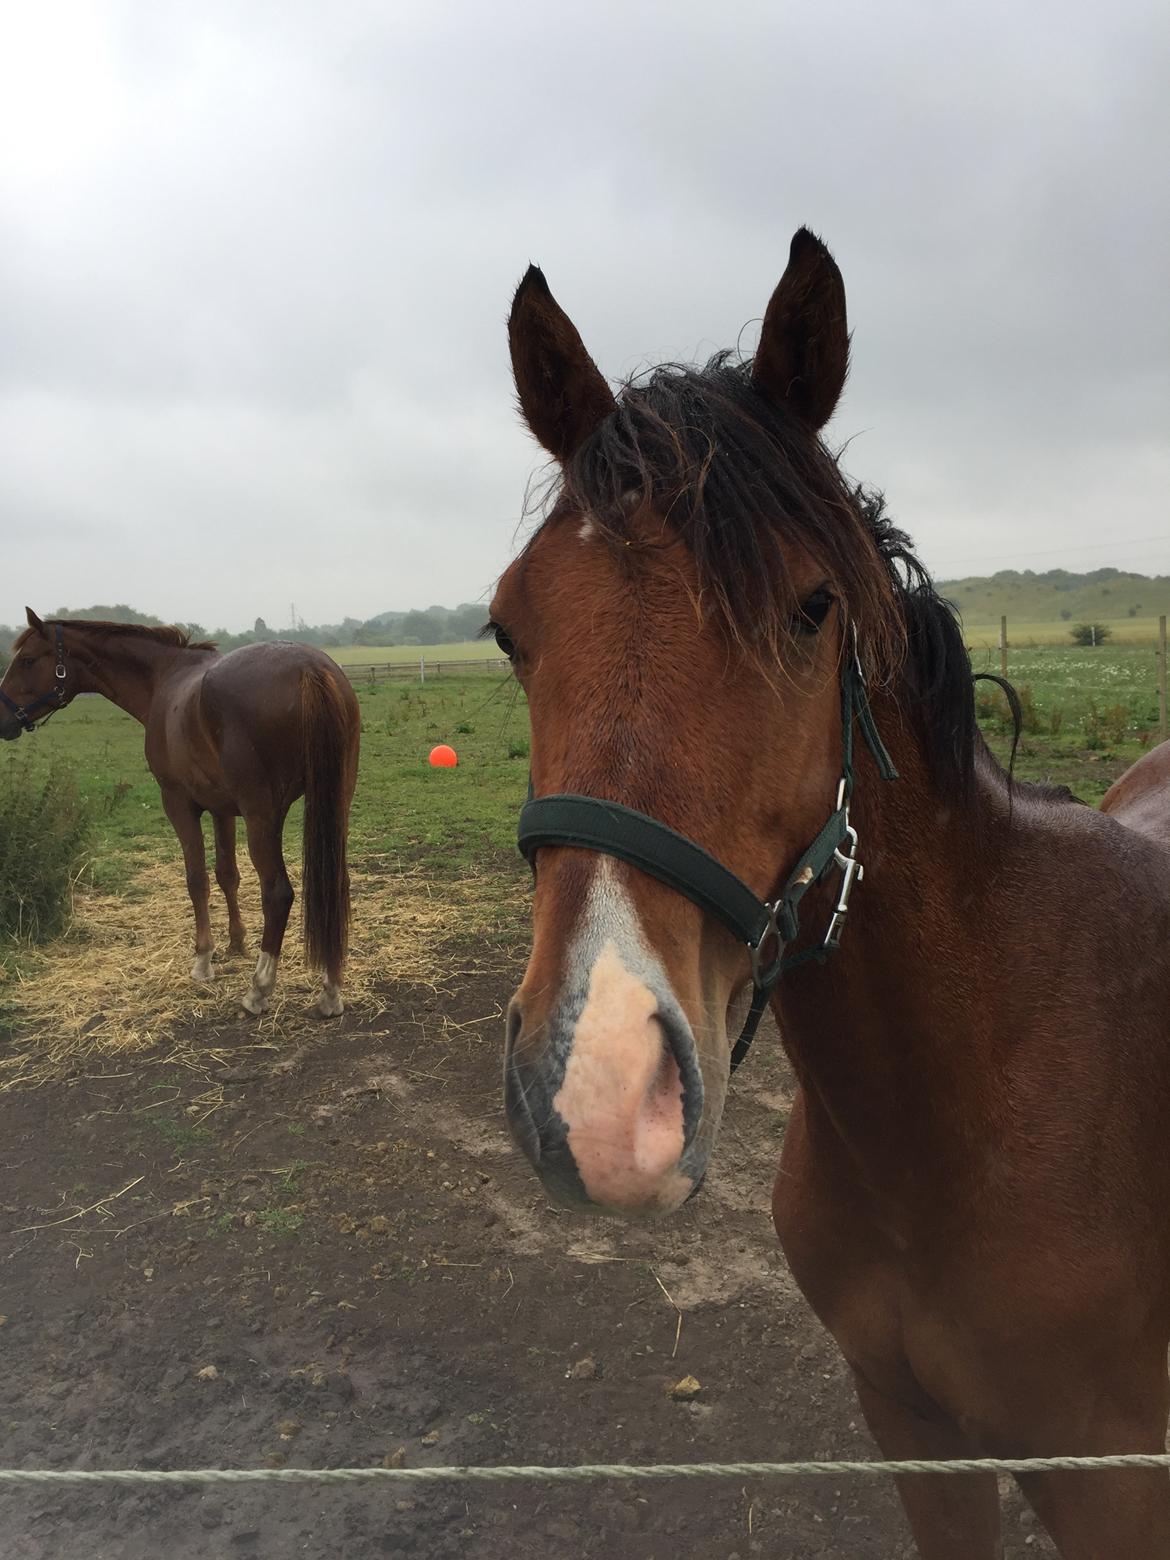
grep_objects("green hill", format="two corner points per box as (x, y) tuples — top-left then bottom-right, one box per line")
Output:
(936, 568), (1170, 625)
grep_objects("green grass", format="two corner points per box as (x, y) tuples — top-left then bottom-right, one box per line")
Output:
(973, 643), (1164, 802)
(2, 646), (1164, 906)
(0, 672), (531, 888)
(0, 706), (165, 892)
(327, 640), (502, 666)
(256, 1208), (304, 1237)
(960, 617), (1165, 650)
(972, 643), (1164, 713)
(130, 1114), (214, 1155)
(0, 751), (93, 942)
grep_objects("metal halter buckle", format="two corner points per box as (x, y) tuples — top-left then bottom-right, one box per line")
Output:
(823, 823), (863, 950)
(748, 903), (784, 989)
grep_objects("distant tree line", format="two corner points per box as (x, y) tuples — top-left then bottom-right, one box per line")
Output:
(978, 567), (1165, 592)
(1, 602), (490, 654)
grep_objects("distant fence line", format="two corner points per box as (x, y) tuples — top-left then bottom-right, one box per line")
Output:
(343, 621), (1170, 744)
(980, 613), (1168, 743)
(340, 657), (510, 684)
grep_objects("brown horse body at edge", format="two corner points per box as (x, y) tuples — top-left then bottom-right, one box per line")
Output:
(0, 611), (360, 1016)
(1102, 738), (1170, 846)
(493, 232), (1170, 1557)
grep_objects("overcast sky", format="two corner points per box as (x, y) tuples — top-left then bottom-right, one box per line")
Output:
(2, 1), (1168, 633)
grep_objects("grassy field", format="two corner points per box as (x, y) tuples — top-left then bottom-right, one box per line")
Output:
(1, 642), (1162, 896)
(328, 640), (502, 666)
(0, 672), (531, 901)
(960, 617), (1166, 650)
(973, 642), (1164, 800)
(0, 645), (1164, 1063)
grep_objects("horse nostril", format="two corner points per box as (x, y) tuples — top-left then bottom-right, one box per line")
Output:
(504, 1053), (540, 1165)
(654, 1008), (704, 1153)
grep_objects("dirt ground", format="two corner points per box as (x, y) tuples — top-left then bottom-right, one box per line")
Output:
(0, 952), (1054, 1559)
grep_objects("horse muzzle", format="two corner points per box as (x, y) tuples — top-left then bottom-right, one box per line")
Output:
(503, 978), (707, 1217)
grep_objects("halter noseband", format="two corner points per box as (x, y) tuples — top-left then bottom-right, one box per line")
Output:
(517, 641), (898, 1074)
(0, 624), (69, 733)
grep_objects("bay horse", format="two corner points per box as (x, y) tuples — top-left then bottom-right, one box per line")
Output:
(0, 611), (360, 1017)
(493, 230), (1170, 1557)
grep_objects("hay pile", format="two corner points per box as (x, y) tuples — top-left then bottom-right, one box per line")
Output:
(0, 853), (524, 1090)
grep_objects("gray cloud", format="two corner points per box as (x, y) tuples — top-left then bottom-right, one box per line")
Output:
(2, 0), (1168, 631)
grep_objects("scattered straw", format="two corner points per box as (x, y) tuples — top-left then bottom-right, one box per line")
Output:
(13, 1176), (144, 1234)
(0, 852), (524, 1091)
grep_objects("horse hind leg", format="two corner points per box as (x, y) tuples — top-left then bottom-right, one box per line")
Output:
(241, 812), (293, 1016)
(313, 979), (344, 1019)
(242, 950), (280, 1015)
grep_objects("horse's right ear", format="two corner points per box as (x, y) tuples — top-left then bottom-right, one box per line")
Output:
(508, 266), (616, 462)
(25, 607), (46, 637)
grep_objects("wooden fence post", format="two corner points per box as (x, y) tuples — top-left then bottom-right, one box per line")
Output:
(999, 615), (1008, 680)
(1159, 615), (1167, 744)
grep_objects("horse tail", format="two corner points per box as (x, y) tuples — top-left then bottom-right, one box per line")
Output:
(299, 664), (356, 984)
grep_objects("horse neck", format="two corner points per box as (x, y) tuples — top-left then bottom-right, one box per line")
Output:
(774, 699), (1020, 1186)
(66, 629), (190, 724)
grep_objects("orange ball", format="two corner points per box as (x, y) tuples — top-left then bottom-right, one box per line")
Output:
(429, 744), (458, 768)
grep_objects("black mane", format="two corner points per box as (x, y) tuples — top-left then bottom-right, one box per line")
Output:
(542, 353), (989, 803)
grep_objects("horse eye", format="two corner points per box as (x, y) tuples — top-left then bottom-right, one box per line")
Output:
(493, 625), (517, 660)
(794, 589), (833, 636)
(18, 656), (35, 669)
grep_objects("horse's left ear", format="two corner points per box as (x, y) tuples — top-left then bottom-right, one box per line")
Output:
(752, 228), (849, 431)
(508, 266), (616, 462)
(25, 607), (46, 637)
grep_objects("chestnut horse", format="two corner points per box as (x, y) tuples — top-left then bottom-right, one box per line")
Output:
(0, 611), (360, 1017)
(1102, 739), (1170, 847)
(493, 231), (1170, 1557)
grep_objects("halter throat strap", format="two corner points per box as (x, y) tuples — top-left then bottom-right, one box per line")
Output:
(517, 649), (898, 1073)
(0, 624), (69, 732)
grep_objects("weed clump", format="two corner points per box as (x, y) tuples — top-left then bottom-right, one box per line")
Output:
(0, 751), (92, 943)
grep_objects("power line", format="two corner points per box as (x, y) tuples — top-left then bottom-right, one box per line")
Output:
(930, 533), (1169, 573)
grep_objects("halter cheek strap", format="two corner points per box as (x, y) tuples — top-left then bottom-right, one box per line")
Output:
(517, 646), (898, 1073)
(0, 624), (69, 732)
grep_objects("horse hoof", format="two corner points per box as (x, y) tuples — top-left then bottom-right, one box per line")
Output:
(191, 957), (215, 983)
(241, 990), (268, 1016)
(313, 995), (345, 1019)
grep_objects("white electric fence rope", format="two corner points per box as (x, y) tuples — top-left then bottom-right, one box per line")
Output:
(1, 1453), (1169, 1489)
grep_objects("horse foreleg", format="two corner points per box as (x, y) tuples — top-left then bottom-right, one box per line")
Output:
(241, 812), (293, 1016)
(1018, 1464), (1170, 1560)
(1012, 1375), (1170, 1560)
(162, 790), (214, 982)
(851, 1371), (1003, 1559)
(212, 812), (246, 954)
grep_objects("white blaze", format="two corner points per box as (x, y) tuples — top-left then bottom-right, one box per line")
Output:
(551, 862), (692, 1210)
